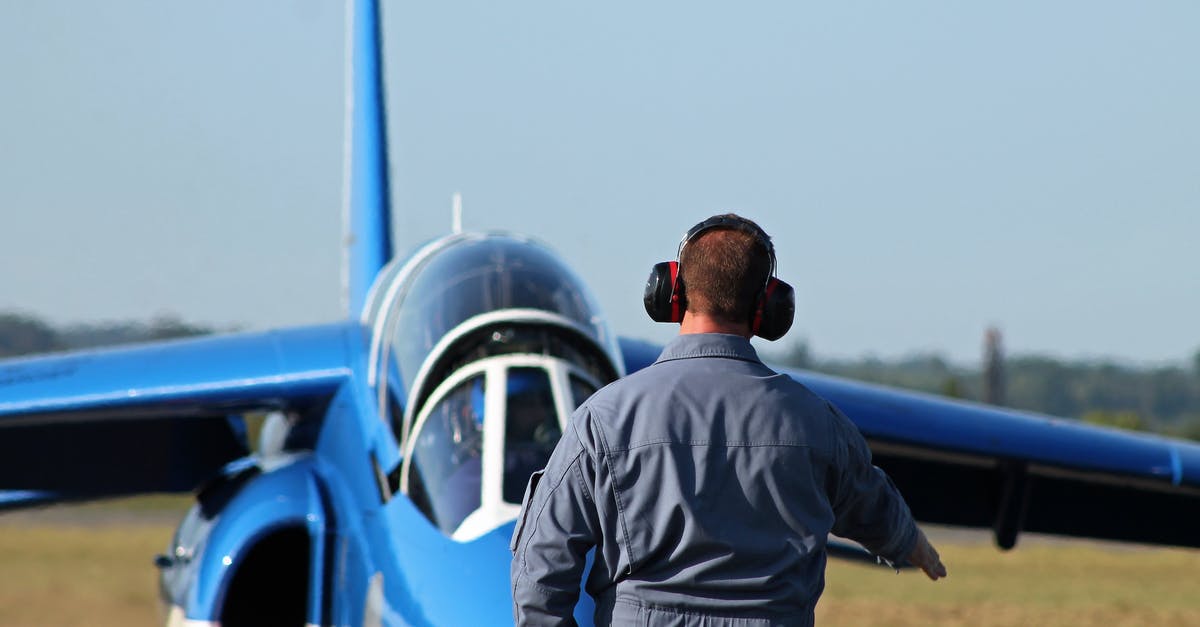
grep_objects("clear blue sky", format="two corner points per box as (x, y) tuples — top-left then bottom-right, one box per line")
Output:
(1, 1), (1197, 365)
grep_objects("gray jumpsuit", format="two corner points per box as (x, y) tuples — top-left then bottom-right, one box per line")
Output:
(511, 333), (917, 626)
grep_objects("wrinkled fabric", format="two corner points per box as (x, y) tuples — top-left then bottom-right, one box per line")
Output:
(511, 333), (917, 626)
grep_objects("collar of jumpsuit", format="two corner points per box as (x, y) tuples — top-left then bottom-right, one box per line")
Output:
(655, 332), (762, 365)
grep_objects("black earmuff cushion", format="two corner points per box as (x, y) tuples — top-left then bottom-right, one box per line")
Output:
(643, 261), (682, 323)
(754, 278), (796, 341)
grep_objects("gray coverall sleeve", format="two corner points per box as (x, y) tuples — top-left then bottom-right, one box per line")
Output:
(826, 403), (919, 565)
(510, 414), (601, 626)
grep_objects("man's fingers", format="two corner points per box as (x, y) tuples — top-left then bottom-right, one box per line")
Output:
(906, 528), (947, 581)
(922, 558), (947, 581)
(916, 541), (946, 581)
(920, 550), (946, 580)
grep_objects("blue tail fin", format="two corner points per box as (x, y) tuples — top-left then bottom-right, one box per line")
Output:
(341, 0), (394, 317)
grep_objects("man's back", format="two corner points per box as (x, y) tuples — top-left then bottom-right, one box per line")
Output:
(511, 333), (917, 626)
(513, 213), (942, 626)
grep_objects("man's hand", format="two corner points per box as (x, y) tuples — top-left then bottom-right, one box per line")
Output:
(907, 527), (947, 581)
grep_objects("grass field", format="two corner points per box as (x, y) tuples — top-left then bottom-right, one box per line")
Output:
(2, 498), (1198, 626)
(818, 541), (1200, 626)
(0, 497), (187, 627)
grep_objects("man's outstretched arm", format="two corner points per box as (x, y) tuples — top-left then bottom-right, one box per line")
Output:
(826, 403), (948, 580)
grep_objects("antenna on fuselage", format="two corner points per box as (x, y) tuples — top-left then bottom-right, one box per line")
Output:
(452, 192), (463, 234)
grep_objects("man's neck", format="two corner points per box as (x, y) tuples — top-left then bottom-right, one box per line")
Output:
(679, 311), (753, 339)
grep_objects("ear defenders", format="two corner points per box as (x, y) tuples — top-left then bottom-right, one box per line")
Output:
(643, 216), (795, 341)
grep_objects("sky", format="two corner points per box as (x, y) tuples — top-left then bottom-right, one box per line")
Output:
(1, 1), (1197, 365)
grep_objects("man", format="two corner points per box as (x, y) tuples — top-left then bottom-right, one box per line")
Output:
(511, 214), (946, 626)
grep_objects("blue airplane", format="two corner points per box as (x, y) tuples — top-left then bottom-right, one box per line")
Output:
(2, 1), (1199, 625)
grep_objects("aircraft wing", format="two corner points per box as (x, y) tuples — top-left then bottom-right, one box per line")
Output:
(0, 323), (354, 507)
(619, 338), (1200, 549)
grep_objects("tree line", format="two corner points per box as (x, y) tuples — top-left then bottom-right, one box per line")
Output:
(0, 310), (217, 358)
(768, 340), (1200, 441)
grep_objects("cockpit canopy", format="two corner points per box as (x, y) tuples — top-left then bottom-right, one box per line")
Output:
(364, 233), (624, 541)
(367, 233), (621, 420)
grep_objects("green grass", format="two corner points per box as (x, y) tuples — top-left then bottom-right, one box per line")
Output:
(2, 503), (1198, 626)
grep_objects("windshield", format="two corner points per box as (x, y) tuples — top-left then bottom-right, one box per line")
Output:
(406, 375), (485, 536)
(402, 355), (604, 540)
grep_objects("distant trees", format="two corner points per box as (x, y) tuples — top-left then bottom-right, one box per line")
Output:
(1080, 410), (1147, 432)
(779, 340), (813, 370)
(769, 339), (1200, 441)
(0, 312), (62, 357)
(1169, 418), (1200, 442)
(0, 310), (216, 358)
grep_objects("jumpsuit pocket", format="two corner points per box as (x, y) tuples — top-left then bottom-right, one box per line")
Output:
(509, 469), (544, 553)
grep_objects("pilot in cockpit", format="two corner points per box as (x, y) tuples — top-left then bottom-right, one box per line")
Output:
(409, 377), (485, 534)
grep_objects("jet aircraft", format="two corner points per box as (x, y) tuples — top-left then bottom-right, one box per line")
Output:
(2, 0), (1199, 625)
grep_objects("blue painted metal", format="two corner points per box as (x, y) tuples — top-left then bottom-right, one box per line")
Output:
(0, 323), (354, 421)
(617, 336), (661, 374)
(344, 0), (394, 316)
(790, 368), (1200, 489)
(0, 489), (60, 510)
(188, 455), (331, 623)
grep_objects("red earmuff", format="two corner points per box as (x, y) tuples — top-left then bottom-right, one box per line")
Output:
(752, 277), (795, 341)
(643, 261), (684, 323)
(644, 216), (795, 340)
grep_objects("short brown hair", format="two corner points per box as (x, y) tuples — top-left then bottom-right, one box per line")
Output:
(678, 214), (773, 324)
